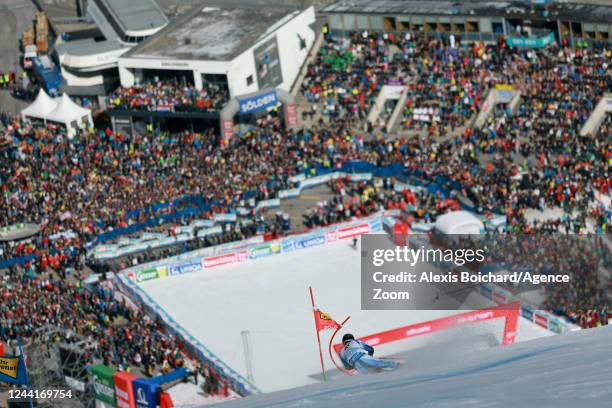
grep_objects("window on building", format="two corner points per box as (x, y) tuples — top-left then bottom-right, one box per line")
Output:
(246, 75), (254, 86)
(297, 33), (306, 50)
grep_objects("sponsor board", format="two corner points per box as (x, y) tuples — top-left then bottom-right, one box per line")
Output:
(493, 290), (507, 304)
(325, 230), (337, 242)
(249, 243), (281, 259)
(136, 268), (158, 283)
(365, 337), (380, 346)
(281, 239), (294, 253)
(204, 252), (237, 268)
(534, 313), (549, 328)
(223, 120), (234, 141)
(495, 84), (514, 91)
(91, 365), (116, 405)
(239, 91), (278, 115)
(405, 325), (431, 337)
(480, 284), (493, 300)
(213, 213), (237, 222)
(237, 250), (248, 262)
(294, 234), (326, 249)
(278, 188), (300, 199)
(169, 260), (204, 276)
(285, 104), (298, 126)
(337, 223), (370, 239)
(548, 318), (563, 334)
(521, 306), (534, 321)
(255, 198), (280, 210)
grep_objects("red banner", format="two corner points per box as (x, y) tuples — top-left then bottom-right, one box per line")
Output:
(337, 223), (370, 240)
(203, 252), (237, 268)
(534, 313), (549, 329)
(222, 120), (234, 143)
(113, 371), (137, 408)
(285, 104), (298, 127)
(334, 302), (520, 354)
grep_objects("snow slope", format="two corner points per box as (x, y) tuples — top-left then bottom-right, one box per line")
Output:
(213, 325), (612, 408)
(138, 238), (550, 392)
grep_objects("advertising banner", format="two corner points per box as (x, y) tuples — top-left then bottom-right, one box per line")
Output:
(222, 120), (234, 141)
(169, 260), (204, 276)
(213, 213), (237, 223)
(285, 104), (298, 126)
(534, 313), (549, 329)
(204, 252), (237, 268)
(493, 290), (507, 305)
(132, 377), (160, 408)
(369, 219), (382, 232)
(521, 306), (534, 321)
(337, 223), (370, 239)
(294, 233), (326, 249)
(548, 318), (563, 334)
(479, 284), (493, 300)
(113, 371), (137, 408)
(253, 37), (283, 89)
(255, 198), (280, 210)
(278, 188), (300, 199)
(91, 365), (116, 406)
(495, 84), (514, 91)
(506, 32), (555, 48)
(239, 90), (278, 115)
(281, 238), (294, 253)
(135, 268), (158, 283)
(197, 226), (223, 237)
(0, 354), (28, 385)
(248, 243), (281, 260)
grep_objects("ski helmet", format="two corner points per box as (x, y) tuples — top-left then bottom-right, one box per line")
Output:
(342, 333), (355, 345)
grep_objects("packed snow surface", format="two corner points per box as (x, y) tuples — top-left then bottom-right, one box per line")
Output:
(214, 325), (612, 408)
(139, 238), (550, 392)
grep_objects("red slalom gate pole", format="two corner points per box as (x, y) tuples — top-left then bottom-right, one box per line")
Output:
(309, 286), (327, 382)
(329, 316), (352, 374)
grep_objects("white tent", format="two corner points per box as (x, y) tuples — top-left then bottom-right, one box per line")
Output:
(21, 88), (58, 122)
(45, 93), (93, 136)
(434, 211), (485, 235)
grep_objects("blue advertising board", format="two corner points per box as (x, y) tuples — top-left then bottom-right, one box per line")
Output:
(294, 234), (326, 249)
(479, 284), (493, 300)
(169, 260), (203, 276)
(239, 91), (278, 115)
(521, 306), (534, 321)
(132, 377), (159, 408)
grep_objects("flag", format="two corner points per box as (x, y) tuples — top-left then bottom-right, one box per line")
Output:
(0, 354), (28, 385)
(313, 309), (341, 332)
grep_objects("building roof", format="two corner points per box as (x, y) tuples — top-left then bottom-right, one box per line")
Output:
(322, 0), (612, 23)
(99, 0), (168, 33)
(125, 6), (297, 61)
(56, 39), (128, 57)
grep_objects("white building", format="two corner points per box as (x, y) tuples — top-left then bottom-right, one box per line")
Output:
(56, 0), (168, 94)
(116, 5), (317, 98)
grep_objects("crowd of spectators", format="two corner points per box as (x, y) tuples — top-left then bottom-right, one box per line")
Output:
(107, 78), (229, 112)
(0, 32), (610, 377)
(303, 177), (458, 228)
(483, 234), (611, 328)
(0, 269), (188, 377)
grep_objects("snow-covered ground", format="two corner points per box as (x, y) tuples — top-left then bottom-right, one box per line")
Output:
(138, 238), (551, 393)
(214, 325), (612, 408)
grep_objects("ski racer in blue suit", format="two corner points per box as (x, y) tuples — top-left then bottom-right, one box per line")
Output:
(339, 333), (398, 373)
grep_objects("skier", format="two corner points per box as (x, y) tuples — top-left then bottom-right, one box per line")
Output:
(339, 334), (398, 373)
(350, 237), (358, 250)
